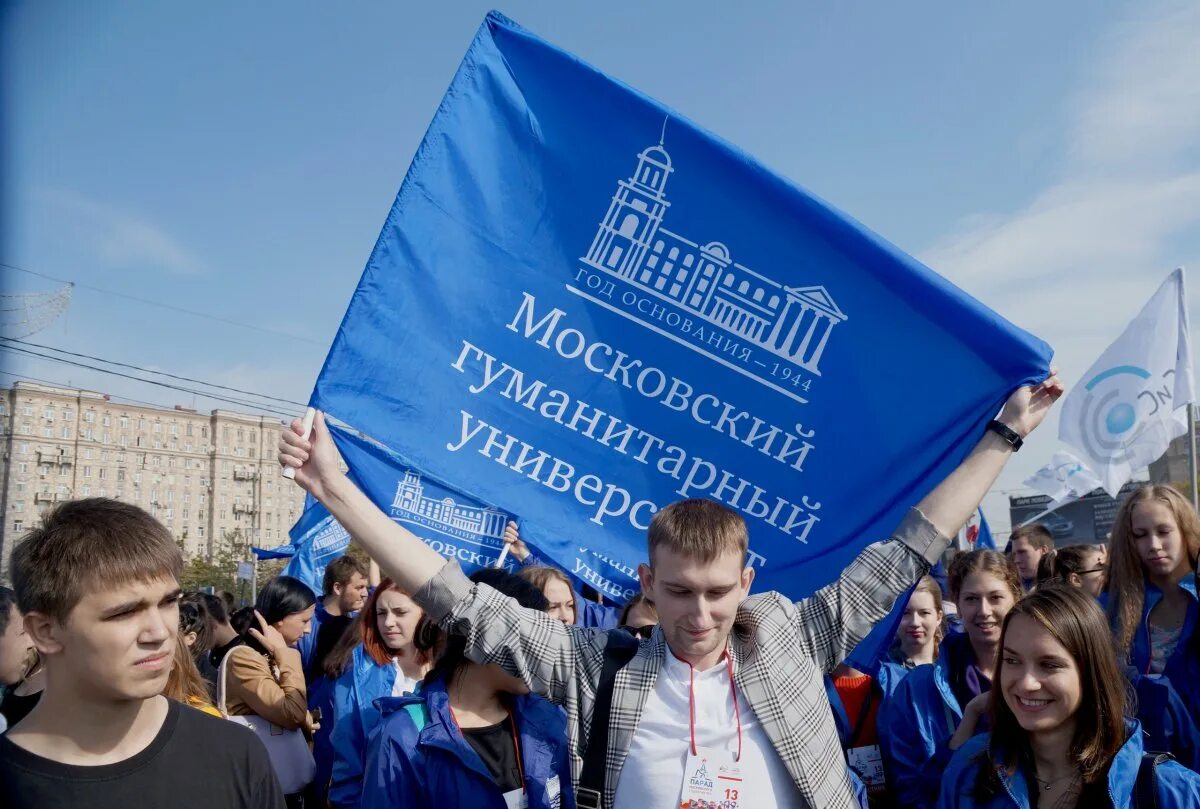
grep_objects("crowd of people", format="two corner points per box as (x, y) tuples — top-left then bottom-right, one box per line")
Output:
(6, 376), (1200, 807)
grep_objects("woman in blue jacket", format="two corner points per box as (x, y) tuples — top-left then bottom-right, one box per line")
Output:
(937, 585), (1200, 808)
(362, 568), (573, 809)
(325, 578), (439, 807)
(882, 551), (1023, 809)
(1104, 486), (1199, 706)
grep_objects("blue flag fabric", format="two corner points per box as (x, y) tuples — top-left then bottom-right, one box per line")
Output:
(308, 11), (1052, 601)
(282, 498), (353, 596)
(976, 508), (996, 550)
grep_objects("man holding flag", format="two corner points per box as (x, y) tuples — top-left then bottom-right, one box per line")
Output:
(278, 373), (1060, 808)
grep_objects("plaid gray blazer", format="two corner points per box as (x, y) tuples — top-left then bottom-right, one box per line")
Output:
(416, 507), (948, 809)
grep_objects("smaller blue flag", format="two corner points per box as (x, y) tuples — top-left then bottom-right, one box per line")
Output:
(282, 499), (353, 596)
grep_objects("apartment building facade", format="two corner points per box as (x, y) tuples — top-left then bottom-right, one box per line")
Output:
(0, 382), (306, 581)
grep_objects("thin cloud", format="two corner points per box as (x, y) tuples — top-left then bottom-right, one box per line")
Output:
(920, 0), (1200, 532)
(35, 188), (207, 277)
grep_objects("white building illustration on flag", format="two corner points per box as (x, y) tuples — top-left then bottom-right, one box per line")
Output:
(581, 137), (847, 375)
(390, 471), (507, 542)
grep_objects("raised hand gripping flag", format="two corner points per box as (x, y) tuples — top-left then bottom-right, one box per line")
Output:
(1058, 269), (1193, 498)
(308, 12), (1051, 601)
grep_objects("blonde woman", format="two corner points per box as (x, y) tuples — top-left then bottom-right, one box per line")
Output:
(1104, 485), (1199, 678)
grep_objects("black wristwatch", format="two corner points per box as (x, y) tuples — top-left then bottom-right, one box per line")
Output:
(987, 420), (1023, 452)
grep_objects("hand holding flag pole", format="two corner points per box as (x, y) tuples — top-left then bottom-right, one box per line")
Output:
(282, 407), (317, 480)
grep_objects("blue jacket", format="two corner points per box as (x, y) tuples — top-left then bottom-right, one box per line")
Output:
(1127, 669), (1200, 773)
(362, 677), (574, 809)
(1101, 578), (1198, 678)
(297, 601), (332, 674)
(881, 648), (967, 809)
(328, 646), (405, 807)
(936, 719), (1200, 808)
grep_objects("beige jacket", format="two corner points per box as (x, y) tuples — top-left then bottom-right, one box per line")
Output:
(222, 644), (309, 729)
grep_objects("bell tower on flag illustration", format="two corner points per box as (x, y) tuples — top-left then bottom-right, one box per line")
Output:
(583, 120), (672, 279)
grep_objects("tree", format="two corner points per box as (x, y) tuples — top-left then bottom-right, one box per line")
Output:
(177, 528), (249, 596)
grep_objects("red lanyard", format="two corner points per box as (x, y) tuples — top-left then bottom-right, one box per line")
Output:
(686, 652), (742, 762)
(449, 707), (526, 793)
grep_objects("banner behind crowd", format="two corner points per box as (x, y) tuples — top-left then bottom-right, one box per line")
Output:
(304, 11), (1052, 600)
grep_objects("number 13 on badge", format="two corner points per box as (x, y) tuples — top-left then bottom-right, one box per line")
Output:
(680, 748), (744, 808)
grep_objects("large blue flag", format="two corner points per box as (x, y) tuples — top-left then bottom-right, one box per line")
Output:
(309, 11), (1052, 601)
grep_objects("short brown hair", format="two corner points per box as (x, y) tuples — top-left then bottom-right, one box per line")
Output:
(648, 499), (748, 564)
(322, 554), (367, 596)
(947, 549), (1022, 602)
(12, 498), (183, 623)
(1010, 523), (1054, 552)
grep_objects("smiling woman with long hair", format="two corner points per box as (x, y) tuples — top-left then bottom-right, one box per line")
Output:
(937, 585), (1200, 807)
(882, 551), (1024, 809)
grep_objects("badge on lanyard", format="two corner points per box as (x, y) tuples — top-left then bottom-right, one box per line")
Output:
(678, 654), (747, 808)
(502, 787), (529, 809)
(847, 744), (885, 790)
(680, 747), (744, 808)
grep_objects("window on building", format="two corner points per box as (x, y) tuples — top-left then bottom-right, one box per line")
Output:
(170, 424), (178, 436)
(63, 408), (73, 421)
(22, 406), (33, 417)
(84, 466), (92, 477)
(201, 426), (208, 439)
(99, 468), (107, 480)
(84, 448), (92, 460)
(61, 426), (70, 439)
(84, 411), (95, 423)
(13, 502), (24, 513)
(19, 442), (29, 454)
(102, 415), (111, 427)
(82, 484), (90, 497)
(39, 464), (50, 476)
(58, 466), (68, 477)
(43, 408), (54, 420)
(42, 427), (53, 438)
(17, 462), (27, 473)
(153, 422), (161, 434)
(13, 520), (23, 533)
(120, 416), (129, 429)
(197, 525), (205, 538)
(20, 425), (31, 435)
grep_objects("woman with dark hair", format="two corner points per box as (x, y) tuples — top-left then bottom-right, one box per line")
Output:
(325, 579), (440, 807)
(937, 585), (1200, 807)
(882, 551), (1024, 809)
(618, 592), (658, 639)
(361, 569), (573, 809)
(1035, 544), (1106, 598)
(220, 576), (318, 804)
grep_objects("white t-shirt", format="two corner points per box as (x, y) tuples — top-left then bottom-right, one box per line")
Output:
(612, 649), (802, 808)
(390, 660), (422, 697)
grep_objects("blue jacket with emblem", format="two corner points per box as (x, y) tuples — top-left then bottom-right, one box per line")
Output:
(361, 676), (574, 809)
(880, 641), (969, 809)
(936, 719), (1200, 808)
(328, 645), (408, 807)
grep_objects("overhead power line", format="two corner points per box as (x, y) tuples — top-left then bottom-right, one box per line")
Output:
(1, 261), (326, 346)
(0, 370), (206, 413)
(0, 344), (302, 418)
(2, 338), (307, 408)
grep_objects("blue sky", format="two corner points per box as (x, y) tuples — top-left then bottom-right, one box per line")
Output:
(4, 1), (1199, 535)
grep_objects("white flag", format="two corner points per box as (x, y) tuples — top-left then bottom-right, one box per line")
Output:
(1023, 450), (1103, 504)
(1059, 268), (1194, 497)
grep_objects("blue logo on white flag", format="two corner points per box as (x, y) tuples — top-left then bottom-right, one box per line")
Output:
(305, 12), (1052, 601)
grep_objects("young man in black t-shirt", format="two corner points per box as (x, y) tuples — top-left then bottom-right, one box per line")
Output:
(0, 498), (285, 809)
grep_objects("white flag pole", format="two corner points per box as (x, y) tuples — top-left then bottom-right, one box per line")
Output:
(282, 407), (317, 481)
(1189, 404), (1198, 510)
(494, 544), (511, 569)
